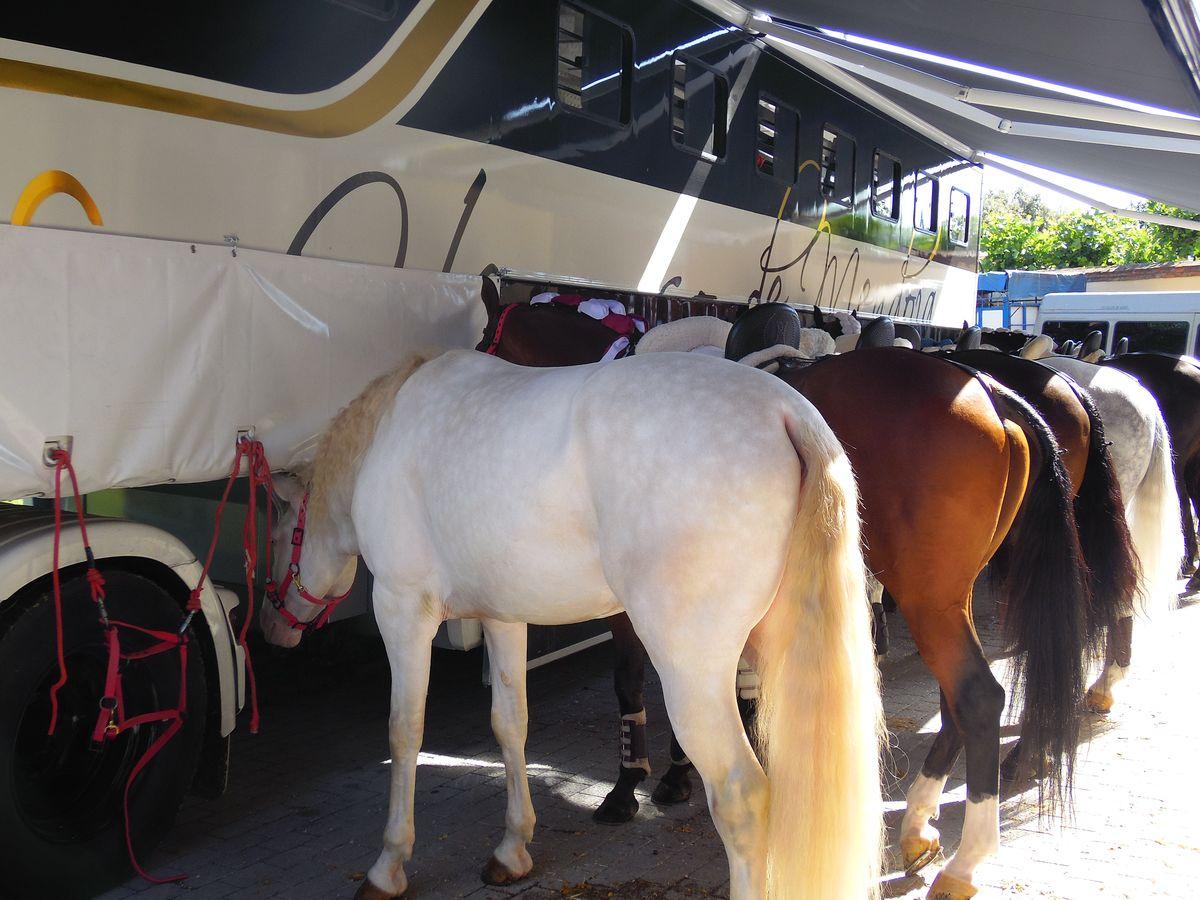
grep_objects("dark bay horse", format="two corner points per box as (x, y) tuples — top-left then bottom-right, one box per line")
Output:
(948, 349), (1140, 743)
(948, 350), (1138, 635)
(478, 296), (1110, 899)
(1101, 352), (1200, 586)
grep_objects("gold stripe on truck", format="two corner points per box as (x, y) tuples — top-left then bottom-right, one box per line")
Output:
(0, 0), (478, 138)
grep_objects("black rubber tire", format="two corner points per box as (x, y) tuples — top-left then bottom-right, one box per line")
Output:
(0, 571), (207, 899)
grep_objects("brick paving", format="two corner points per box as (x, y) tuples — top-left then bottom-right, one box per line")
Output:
(94, 579), (1200, 900)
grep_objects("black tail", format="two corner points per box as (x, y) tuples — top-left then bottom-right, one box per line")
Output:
(1064, 380), (1140, 645)
(989, 381), (1090, 810)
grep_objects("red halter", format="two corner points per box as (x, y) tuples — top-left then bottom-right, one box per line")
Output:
(264, 491), (352, 630)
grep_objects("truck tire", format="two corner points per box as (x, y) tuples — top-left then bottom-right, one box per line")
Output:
(0, 571), (207, 899)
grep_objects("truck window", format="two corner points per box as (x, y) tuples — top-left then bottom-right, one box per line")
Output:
(914, 171), (939, 233)
(671, 54), (728, 162)
(1113, 320), (1188, 354)
(819, 125), (856, 207)
(557, 3), (633, 125)
(1041, 319), (1109, 348)
(756, 96), (799, 182)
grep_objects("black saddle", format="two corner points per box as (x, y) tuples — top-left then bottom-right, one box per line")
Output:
(956, 326), (982, 351)
(725, 302), (801, 360)
(1079, 329), (1104, 358)
(893, 322), (922, 349)
(1115, 336), (1130, 356)
(857, 316), (896, 349)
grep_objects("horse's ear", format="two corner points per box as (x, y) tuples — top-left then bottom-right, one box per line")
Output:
(273, 473), (306, 506)
(851, 310), (860, 320)
(481, 277), (500, 321)
(811, 304), (823, 325)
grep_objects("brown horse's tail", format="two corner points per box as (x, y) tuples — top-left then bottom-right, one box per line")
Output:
(988, 381), (1090, 810)
(1065, 379), (1140, 641)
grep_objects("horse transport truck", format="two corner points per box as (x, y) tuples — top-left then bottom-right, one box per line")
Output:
(0, 0), (990, 892)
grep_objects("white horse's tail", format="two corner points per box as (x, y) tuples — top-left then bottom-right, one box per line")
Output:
(1128, 409), (1184, 616)
(753, 408), (884, 899)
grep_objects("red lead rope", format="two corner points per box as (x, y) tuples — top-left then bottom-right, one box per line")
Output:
(46, 440), (270, 884)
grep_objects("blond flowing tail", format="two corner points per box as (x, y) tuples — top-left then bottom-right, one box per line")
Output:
(1127, 409), (1184, 617)
(753, 408), (884, 899)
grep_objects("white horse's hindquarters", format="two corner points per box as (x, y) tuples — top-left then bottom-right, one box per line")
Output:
(356, 350), (811, 629)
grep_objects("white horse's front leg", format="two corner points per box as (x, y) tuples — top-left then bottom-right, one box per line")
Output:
(358, 596), (441, 900)
(479, 619), (536, 886)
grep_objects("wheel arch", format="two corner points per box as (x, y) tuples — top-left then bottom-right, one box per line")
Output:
(0, 514), (242, 747)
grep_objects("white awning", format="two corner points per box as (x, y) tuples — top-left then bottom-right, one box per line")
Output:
(696, 1), (1200, 217)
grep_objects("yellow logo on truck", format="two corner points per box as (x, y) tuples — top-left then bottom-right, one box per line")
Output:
(12, 170), (103, 226)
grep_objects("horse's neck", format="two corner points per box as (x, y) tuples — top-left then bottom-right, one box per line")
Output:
(306, 470), (361, 558)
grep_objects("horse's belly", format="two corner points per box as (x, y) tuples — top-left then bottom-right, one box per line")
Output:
(443, 576), (622, 626)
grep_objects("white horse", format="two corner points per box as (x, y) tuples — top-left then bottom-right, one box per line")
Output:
(1038, 356), (1183, 710)
(259, 350), (884, 900)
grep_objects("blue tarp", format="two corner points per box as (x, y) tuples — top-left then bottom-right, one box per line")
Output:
(977, 270), (1087, 300)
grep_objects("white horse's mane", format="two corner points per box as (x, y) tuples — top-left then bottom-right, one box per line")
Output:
(306, 355), (430, 521)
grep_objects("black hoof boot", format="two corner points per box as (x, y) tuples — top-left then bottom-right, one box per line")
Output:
(593, 767), (644, 825)
(651, 764), (693, 805)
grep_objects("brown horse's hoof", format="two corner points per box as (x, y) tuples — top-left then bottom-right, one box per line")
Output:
(926, 871), (978, 900)
(593, 790), (639, 825)
(353, 878), (404, 900)
(651, 770), (692, 805)
(901, 835), (941, 876)
(1085, 687), (1114, 714)
(481, 855), (531, 886)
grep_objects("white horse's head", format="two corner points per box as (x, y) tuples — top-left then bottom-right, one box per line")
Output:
(259, 474), (359, 648)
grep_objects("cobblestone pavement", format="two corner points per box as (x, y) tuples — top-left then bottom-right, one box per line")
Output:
(96, 580), (1199, 900)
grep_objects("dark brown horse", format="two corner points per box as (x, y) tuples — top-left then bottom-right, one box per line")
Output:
(477, 295), (1110, 899)
(1101, 352), (1200, 586)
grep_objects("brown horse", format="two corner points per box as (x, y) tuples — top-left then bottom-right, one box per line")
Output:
(1101, 352), (1200, 586)
(949, 350), (1138, 636)
(478, 295), (1105, 899)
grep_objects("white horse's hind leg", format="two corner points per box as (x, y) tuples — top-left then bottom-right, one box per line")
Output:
(360, 596), (442, 900)
(656, 659), (769, 900)
(479, 619), (536, 886)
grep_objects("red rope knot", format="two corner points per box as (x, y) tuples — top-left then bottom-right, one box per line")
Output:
(187, 586), (203, 612)
(85, 566), (106, 598)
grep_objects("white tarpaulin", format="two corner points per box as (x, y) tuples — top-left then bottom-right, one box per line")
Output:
(0, 225), (487, 499)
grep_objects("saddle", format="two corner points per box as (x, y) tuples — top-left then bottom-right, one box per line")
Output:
(1019, 334), (1055, 359)
(955, 326), (982, 351)
(894, 322), (922, 350)
(857, 316), (896, 349)
(725, 303), (802, 360)
(1079, 329), (1105, 362)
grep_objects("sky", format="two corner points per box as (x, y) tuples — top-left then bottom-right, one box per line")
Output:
(981, 160), (1142, 212)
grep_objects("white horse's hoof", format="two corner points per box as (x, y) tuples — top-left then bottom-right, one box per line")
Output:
(927, 871), (978, 899)
(353, 877), (405, 900)
(481, 854), (532, 886)
(902, 832), (941, 876)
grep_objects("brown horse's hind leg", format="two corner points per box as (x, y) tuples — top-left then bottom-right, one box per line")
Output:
(900, 610), (1004, 899)
(1085, 616), (1134, 713)
(1185, 460), (1200, 586)
(595, 614), (651, 825)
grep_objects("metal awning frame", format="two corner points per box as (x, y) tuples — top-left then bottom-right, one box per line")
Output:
(694, 0), (1200, 228)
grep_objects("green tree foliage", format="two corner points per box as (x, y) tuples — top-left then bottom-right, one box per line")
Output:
(979, 189), (1199, 271)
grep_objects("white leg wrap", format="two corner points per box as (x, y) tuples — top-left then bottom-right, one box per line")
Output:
(943, 796), (1000, 884)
